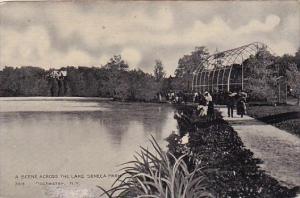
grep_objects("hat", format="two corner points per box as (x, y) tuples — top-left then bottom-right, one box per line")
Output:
(229, 92), (237, 97)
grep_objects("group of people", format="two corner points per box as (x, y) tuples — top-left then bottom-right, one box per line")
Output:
(167, 90), (247, 119)
(194, 91), (215, 121)
(193, 90), (248, 119)
(167, 91), (190, 104)
(226, 92), (247, 118)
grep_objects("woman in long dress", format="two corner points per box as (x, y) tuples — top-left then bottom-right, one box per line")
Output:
(204, 91), (214, 121)
(237, 96), (246, 118)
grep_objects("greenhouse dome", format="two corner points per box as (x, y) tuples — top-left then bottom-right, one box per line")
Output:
(192, 42), (273, 93)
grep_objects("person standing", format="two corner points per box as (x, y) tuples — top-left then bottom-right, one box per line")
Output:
(227, 92), (235, 118)
(237, 95), (246, 118)
(204, 91), (214, 121)
(193, 92), (198, 103)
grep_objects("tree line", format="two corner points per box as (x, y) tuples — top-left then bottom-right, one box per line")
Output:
(0, 46), (299, 102)
(0, 55), (173, 101)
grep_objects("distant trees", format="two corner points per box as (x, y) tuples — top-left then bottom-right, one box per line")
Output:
(243, 47), (300, 103)
(153, 60), (166, 82)
(285, 63), (300, 105)
(175, 46), (209, 77)
(173, 46), (209, 91)
(1, 46), (299, 103)
(295, 48), (300, 70)
(63, 65), (161, 101)
(104, 55), (129, 71)
(243, 48), (277, 101)
(0, 66), (49, 96)
(276, 52), (300, 105)
(0, 53), (166, 101)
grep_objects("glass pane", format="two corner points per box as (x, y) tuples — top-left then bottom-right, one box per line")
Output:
(213, 70), (219, 92)
(218, 69), (224, 90)
(223, 68), (230, 91)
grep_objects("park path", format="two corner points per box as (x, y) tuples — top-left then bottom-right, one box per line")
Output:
(218, 108), (300, 188)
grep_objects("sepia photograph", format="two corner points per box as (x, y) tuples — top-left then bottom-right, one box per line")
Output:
(0, 0), (299, 197)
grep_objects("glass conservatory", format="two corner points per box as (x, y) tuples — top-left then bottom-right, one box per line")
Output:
(192, 42), (269, 93)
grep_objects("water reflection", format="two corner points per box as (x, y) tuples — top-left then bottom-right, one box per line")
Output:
(0, 98), (177, 198)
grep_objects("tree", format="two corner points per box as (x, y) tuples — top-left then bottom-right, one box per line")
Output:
(276, 54), (295, 77)
(284, 62), (300, 105)
(295, 48), (300, 70)
(175, 46), (209, 77)
(174, 46), (209, 90)
(104, 55), (129, 71)
(153, 60), (166, 82)
(243, 48), (277, 101)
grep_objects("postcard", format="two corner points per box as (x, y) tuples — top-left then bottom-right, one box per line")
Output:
(0, 1), (299, 198)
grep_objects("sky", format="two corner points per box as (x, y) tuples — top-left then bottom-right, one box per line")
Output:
(0, 1), (299, 75)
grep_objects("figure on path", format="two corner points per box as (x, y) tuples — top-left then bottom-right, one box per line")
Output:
(204, 91), (214, 121)
(227, 92), (236, 118)
(237, 94), (246, 118)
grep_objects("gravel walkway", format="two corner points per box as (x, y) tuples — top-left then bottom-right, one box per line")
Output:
(219, 108), (300, 188)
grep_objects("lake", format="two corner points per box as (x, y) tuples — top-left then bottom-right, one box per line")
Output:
(0, 97), (178, 198)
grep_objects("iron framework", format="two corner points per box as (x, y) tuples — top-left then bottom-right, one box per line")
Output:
(192, 42), (272, 93)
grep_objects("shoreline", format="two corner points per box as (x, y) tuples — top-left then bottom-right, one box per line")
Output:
(0, 96), (114, 101)
(0, 96), (168, 103)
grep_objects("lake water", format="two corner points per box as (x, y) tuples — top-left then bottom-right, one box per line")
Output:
(0, 97), (178, 198)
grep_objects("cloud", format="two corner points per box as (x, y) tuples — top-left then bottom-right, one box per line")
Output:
(177, 15), (281, 47)
(121, 48), (142, 69)
(0, 26), (51, 66)
(61, 49), (95, 67)
(46, 4), (174, 48)
(268, 40), (297, 55)
(0, 25), (102, 68)
(99, 54), (110, 66)
(236, 15), (281, 34)
(0, 1), (299, 74)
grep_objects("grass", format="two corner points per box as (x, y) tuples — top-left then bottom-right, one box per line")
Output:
(247, 105), (300, 136)
(98, 136), (213, 198)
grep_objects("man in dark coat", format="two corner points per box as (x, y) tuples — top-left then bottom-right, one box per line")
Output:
(227, 92), (235, 118)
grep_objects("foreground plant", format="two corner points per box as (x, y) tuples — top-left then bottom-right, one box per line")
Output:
(98, 136), (214, 198)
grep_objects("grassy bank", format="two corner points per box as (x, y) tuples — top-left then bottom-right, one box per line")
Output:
(247, 105), (300, 136)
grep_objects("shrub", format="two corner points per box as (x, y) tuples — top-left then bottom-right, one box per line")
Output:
(98, 136), (213, 198)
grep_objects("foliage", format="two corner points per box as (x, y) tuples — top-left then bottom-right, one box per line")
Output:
(243, 48), (278, 101)
(274, 54), (300, 100)
(294, 47), (300, 70)
(235, 47), (300, 102)
(104, 55), (129, 71)
(153, 60), (166, 82)
(175, 46), (209, 78)
(1, 46), (300, 101)
(284, 62), (300, 100)
(0, 66), (50, 96)
(114, 69), (161, 101)
(0, 56), (162, 101)
(174, 46), (209, 91)
(166, 107), (297, 198)
(99, 136), (213, 198)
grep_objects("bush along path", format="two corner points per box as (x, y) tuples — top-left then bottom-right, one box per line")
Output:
(167, 106), (299, 198)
